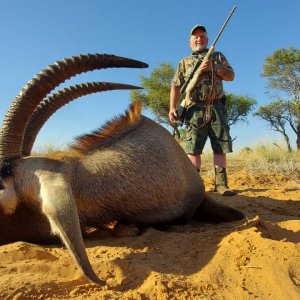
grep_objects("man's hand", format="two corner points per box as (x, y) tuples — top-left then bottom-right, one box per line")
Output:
(199, 59), (213, 72)
(169, 85), (181, 123)
(169, 107), (178, 123)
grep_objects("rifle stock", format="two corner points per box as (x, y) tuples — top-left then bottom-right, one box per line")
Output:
(176, 46), (215, 125)
(181, 45), (215, 109)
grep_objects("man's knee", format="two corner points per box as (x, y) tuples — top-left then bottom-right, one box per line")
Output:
(187, 154), (201, 170)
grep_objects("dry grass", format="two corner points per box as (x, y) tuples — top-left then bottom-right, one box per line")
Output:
(34, 141), (300, 181)
(201, 143), (300, 181)
(32, 141), (66, 154)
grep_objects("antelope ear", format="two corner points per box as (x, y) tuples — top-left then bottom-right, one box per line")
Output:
(39, 171), (104, 285)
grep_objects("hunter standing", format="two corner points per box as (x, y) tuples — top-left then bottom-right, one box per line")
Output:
(169, 24), (236, 196)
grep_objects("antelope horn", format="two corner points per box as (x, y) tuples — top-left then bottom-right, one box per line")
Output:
(22, 82), (142, 156)
(0, 54), (148, 162)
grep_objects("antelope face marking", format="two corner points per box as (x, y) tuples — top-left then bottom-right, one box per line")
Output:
(0, 178), (18, 215)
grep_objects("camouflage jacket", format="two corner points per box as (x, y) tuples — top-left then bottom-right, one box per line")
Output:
(172, 50), (234, 103)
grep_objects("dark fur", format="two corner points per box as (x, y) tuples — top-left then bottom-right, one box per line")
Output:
(0, 159), (13, 182)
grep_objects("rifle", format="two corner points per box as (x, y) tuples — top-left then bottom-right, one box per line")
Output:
(176, 4), (237, 124)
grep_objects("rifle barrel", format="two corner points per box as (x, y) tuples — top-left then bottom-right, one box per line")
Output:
(211, 4), (237, 47)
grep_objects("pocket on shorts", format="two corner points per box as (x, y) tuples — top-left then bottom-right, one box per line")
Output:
(183, 128), (193, 141)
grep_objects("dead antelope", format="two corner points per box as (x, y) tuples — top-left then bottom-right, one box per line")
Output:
(0, 54), (244, 285)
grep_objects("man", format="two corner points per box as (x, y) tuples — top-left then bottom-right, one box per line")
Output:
(169, 24), (236, 196)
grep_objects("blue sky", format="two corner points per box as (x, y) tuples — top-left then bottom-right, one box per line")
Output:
(0, 0), (299, 151)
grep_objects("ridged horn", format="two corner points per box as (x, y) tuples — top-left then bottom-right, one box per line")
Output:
(0, 54), (148, 161)
(22, 82), (142, 156)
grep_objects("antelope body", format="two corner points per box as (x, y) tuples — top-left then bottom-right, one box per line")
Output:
(0, 54), (244, 285)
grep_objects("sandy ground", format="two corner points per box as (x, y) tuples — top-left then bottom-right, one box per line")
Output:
(0, 171), (299, 300)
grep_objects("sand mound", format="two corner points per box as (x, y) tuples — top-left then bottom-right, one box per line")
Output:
(0, 173), (299, 299)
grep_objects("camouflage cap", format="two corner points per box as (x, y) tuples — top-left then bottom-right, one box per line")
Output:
(190, 24), (207, 35)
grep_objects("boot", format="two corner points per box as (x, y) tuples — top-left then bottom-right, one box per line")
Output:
(214, 166), (236, 196)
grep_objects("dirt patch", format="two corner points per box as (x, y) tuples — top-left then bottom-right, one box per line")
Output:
(0, 172), (299, 299)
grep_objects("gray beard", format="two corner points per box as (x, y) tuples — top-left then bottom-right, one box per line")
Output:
(192, 45), (206, 52)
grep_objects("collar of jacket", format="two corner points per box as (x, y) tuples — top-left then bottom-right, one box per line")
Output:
(192, 49), (208, 56)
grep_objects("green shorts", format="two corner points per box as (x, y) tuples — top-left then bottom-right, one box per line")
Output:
(182, 101), (233, 155)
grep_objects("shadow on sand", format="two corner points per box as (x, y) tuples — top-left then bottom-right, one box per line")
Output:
(0, 191), (299, 293)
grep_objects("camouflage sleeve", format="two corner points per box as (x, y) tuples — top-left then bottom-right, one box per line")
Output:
(214, 52), (234, 71)
(172, 60), (185, 87)
(213, 51), (235, 81)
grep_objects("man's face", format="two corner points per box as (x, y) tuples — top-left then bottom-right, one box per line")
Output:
(189, 28), (208, 52)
